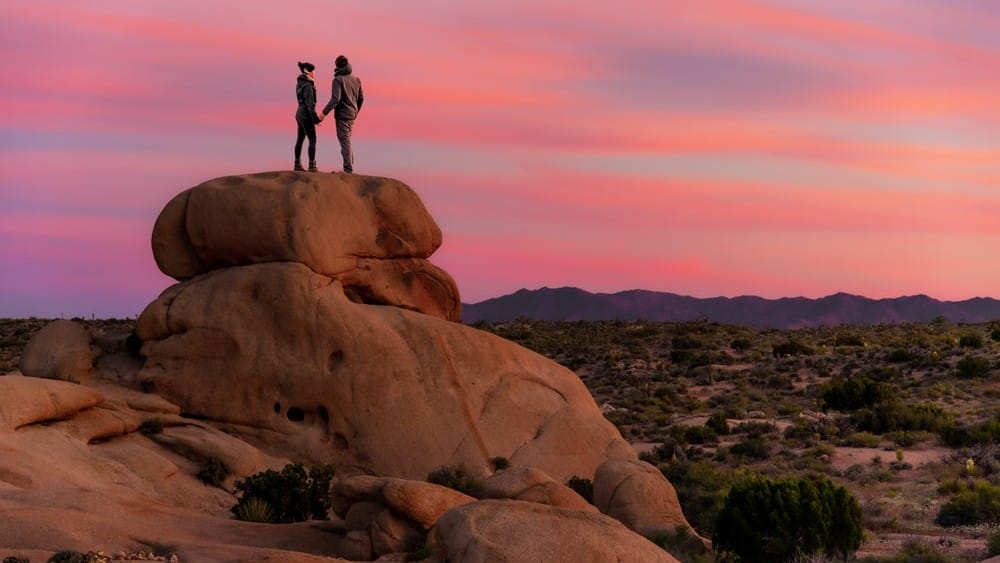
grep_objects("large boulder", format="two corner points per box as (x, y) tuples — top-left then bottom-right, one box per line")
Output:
(433, 499), (679, 563)
(19, 319), (96, 383)
(150, 171), (459, 320)
(594, 458), (695, 537)
(136, 261), (637, 483)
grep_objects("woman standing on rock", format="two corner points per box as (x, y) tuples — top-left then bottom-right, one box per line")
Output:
(294, 61), (324, 172)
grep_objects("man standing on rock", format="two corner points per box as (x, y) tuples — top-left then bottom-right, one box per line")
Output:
(322, 55), (364, 174)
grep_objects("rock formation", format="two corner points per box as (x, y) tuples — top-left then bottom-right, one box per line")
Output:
(10, 171), (697, 562)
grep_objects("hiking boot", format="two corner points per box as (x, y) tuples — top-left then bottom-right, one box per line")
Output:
(308, 161), (318, 172)
(293, 161), (305, 171)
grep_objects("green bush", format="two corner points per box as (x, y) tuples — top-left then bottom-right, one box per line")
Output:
(731, 337), (752, 351)
(565, 475), (594, 504)
(714, 476), (862, 562)
(935, 481), (1000, 526)
(957, 356), (989, 378)
(859, 540), (951, 563)
(938, 417), (1000, 447)
(661, 459), (737, 535)
(671, 424), (719, 445)
(428, 465), (482, 497)
(4, 557), (30, 563)
(821, 376), (893, 412)
(852, 403), (951, 435)
(729, 437), (771, 460)
(649, 525), (713, 563)
(197, 456), (229, 487)
(772, 340), (814, 357)
(959, 333), (984, 348)
(886, 348), (915, 363)
(231, 463), (334, 523)
(988, 529), (1000, 557)
(705, 412), (730, 436)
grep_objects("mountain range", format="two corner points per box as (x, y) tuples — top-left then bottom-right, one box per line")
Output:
(461, 287), (1000, 329)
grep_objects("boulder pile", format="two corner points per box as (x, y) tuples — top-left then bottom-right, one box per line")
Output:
(9, 171), (697, 562)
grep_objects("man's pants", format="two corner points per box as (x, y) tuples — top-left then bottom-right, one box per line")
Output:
(336, 119), (355, 173)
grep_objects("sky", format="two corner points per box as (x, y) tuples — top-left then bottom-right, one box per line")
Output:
(2, 0), (1000, 318)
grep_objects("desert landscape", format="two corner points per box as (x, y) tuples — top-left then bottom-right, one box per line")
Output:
(5, 313), (1000, 561)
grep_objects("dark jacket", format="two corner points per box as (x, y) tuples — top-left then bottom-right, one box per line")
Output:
(296, 74), (320, 123)
(322, 64), (364, 121)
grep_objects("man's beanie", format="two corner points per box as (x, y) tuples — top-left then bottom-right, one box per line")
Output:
(335, 55), (349, 69)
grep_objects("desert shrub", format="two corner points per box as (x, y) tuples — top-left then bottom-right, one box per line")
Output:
(988, 529), (1000, 557)
(729, 437), (771, 460)
(733, 421), (777, 437)
(820, 376), (892, 412)
(772, 340), (814, 357)
(959, 333), (984, 348)
(565, 475), (594, 504)
(731, 337), (752, 351)
(197, 456), (229, 487)
(938, 417), (1000, 447)
(137, 418), (163, 436)
(956, 355), (989, 378)
(851, 403), (951, 435)
(705, 412), (730, 436)
(670, 424), (719, 445)
(235, 496), (274, 523)
(992, 328), (1000, 342)
(840, 431), (880, 448)
(231, 462), (334, 523)
(428, 464), (482, 497)
(834, 334), (865, 347)
(886, 348), (915, 363)
(649, 525), (713, 563)
(886, 430), (930, 448)
(935, 481), (1000, 526)
(4, 557), (30, 563)
(858, 540), (951, 563)
(661, 459), (736, 535)
(714, 476), (862, 562)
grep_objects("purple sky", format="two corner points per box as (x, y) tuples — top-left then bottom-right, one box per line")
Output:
(3, 1), (1000, 318)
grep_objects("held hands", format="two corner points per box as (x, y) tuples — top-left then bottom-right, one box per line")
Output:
(316, 112), (326, 124)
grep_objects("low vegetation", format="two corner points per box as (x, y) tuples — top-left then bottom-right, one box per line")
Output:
(477, 318), (1000, 561)
(231, 463), (335, 523)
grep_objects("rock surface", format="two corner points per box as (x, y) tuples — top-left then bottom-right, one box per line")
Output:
(434, 499), (680, 563)
(3, 170), (700, 561)
(136, 261), (636, 484)
(150, 171), (460, 320)
(594, 458), (697, 537)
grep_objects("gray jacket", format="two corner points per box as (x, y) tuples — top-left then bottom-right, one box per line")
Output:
(322, 64), (364, 121)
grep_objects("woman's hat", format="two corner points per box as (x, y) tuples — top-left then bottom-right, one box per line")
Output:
(298, 61), (315, 72)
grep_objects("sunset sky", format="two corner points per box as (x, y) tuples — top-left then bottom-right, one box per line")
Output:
(3, 1), (1000, 318)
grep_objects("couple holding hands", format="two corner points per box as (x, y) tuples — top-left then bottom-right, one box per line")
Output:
(295, 56), (364, 173)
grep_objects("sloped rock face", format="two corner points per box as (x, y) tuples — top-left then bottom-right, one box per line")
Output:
(137, 261), (635, 482)
(151, 171), (459, 321)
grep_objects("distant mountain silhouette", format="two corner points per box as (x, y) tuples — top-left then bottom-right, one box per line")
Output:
(461, 287), (1000, 328)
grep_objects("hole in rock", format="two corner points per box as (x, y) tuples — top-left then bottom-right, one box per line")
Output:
(318, 405), (330, 425)
(328, 350), (344, 373)
(287, 407), (305, 422)
(334, 432), (349, 450)
(274, 402), (282, 414)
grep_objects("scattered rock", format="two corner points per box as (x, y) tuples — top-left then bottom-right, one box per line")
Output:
(19, 320), (96, 383)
